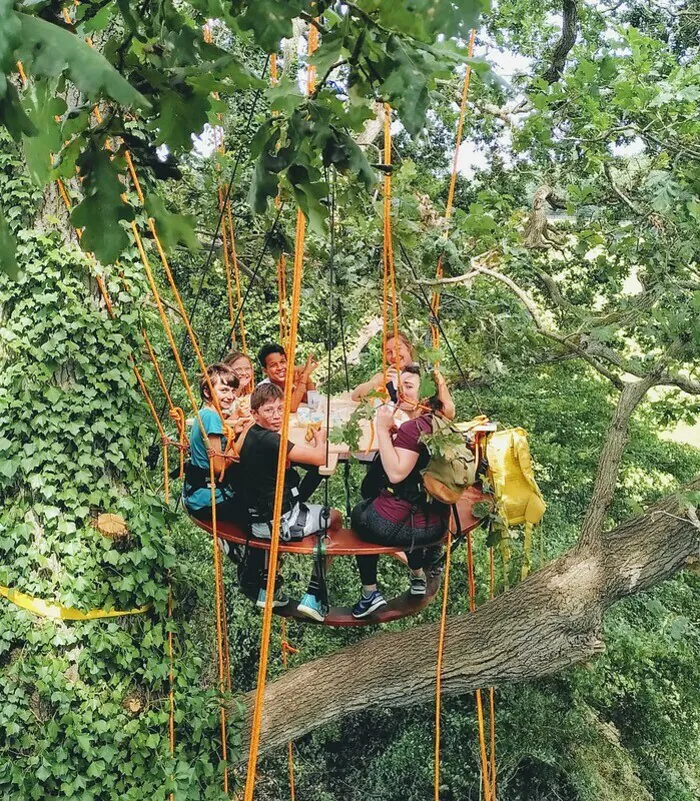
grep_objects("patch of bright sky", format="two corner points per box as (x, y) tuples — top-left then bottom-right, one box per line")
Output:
(456, 44), (533, 178)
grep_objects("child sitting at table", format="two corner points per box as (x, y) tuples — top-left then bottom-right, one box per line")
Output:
(182, 362), (251, 522)
(351, 331), (456, 419)
(236, 382), (342, 621)
(224, 349), (255, 396)
(257, 342), (318, 413)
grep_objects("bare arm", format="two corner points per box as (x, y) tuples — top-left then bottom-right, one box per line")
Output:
(351, 371), (383, 401)
(434, 370), (456, 420)
(375, 406), (420, 484)
(288, 427), (327, 467)
(290, 356), (318, 412)
(207, 433), (232, 476)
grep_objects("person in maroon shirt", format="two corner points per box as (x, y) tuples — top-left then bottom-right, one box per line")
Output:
(350, 365), (449, 618)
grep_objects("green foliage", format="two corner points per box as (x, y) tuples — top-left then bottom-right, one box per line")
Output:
(144, 193), (200, 254)
(0, 141), (242, 799)
(16, 13), (150, 110)
(71, 146), (135, 265)
(1, 2), (700, 799)
(20, 78), (66, 185)
(0, 205), (17, 279)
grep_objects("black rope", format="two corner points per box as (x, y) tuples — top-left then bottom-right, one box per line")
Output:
(336, 295), (354, 523)
(317, 168), (337, 610)
(337, 297), (351, 392)
(397, 240), (484, 415)
(153, 55), (270, 429)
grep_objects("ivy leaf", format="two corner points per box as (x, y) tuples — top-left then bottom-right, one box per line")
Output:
(0, 207), (18, 279)
(0, 0), (21, 78)
(21, 78), (67, 185)
(144, 193), (200, 254)
(16, 13), (150, 110)
(149, 88), (209, 152)
(71, 147), (134, 264)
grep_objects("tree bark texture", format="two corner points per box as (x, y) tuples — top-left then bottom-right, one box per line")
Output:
(234, 479), (700, 758)
(578, 376), (657, 548)
(542, 0), (578, 83)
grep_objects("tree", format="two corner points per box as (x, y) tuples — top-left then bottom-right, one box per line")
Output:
(1, 2), (700, 799)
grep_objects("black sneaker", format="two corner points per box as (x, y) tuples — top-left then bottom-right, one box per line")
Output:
(409, 574), (427, 596)
(352, 590), (388, 619)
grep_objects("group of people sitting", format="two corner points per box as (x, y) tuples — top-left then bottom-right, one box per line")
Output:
(182, 333), (456, 622)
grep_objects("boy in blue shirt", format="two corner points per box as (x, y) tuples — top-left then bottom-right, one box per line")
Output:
(183, 362), (249, 520)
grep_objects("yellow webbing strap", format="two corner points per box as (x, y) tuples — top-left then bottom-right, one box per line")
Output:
(0, 585), (149, 620)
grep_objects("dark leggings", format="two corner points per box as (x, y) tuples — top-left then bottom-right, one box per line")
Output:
(351, 500), (446, 587)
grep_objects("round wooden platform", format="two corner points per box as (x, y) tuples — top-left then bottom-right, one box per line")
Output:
(188, 486), (485, 626)
(275, 571), (442, 626)
(191, 485), (484, 555)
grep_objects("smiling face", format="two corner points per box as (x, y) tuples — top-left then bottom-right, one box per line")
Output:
(263, 351), (288, 387)
(253, 397), (284, 432)
(397, 370), (421, 411)
(209, 375), (237, 410)
(386, 336), (413, 370)
(230, 355), (254, 394)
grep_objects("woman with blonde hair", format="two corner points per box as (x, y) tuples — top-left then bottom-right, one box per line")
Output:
(351, 332), (455, 419)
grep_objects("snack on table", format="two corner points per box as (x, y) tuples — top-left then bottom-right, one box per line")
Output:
(305, 420), (322, 442)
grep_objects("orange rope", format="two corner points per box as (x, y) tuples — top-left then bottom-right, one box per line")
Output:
(434, 530), (453, 801)
(206, 21), (246, 353)
(122, 150), (230, 436)
(466, 526), (494, 801)
(218, 185), (237, 337)
(280, 618), (298, 801)
(381, 105), (400, 394)
(431, 29), (476, 349)
(244, 25), (318, 801)
(271, 53), (289, 347)
(209, 458), (230, 794)
(488, 546), (497, 800)
(244, 208), (305, 801)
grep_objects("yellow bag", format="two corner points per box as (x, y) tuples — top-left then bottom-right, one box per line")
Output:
(485, 427), (546, 580)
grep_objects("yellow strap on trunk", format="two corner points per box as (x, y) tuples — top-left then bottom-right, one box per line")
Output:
(0, 586), (150, 620)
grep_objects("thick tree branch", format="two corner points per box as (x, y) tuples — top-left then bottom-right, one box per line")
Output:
(235, 479), (700, 757)
(422, 263), (625, 388)
(578, 375), (658, 549)
(542, 0), (579, 83)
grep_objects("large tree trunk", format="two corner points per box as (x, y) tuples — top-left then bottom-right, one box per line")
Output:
(233, 478), (700, 757)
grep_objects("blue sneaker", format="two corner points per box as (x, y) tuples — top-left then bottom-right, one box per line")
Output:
(256, 586), (289, 609)
(352, 590), (387, 619)
(297, 593), (327, 622)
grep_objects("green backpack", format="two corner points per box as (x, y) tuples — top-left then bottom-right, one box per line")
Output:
(420, 415), (477, 504)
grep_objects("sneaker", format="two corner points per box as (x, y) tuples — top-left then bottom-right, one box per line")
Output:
(256, 586), (289, 609)
(297, 593), (327, 622)
(409, 574), (427, 596)
(352, 590), (388, 619)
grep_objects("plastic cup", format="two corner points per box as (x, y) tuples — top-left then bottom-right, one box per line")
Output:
(307, 390), (321, 410)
